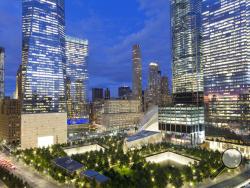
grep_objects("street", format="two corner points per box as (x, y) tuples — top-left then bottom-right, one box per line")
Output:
(0, 151), (65, 188)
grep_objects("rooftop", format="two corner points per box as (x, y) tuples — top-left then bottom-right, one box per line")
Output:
(81, 170), (99, 179)
(81, 170), (109, 183)
(126, 130), (160, 142)
(53, 157), (84, 173)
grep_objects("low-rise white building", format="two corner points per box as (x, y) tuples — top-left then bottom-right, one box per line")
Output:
(123, 130), (162, 152)
(64, 144), (105, 156)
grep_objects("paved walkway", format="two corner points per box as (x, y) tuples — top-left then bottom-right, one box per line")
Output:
(0, 151), (65, 188)
(197, 164), (250, 188)
(0, 180), (7, 188)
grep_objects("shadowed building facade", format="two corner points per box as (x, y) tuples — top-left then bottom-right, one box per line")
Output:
(0, 47), (4, 99)
(202, 0), (250, 136)
(118, 86), (132, 99)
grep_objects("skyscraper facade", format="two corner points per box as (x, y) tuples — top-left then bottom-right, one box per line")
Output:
(92, 88), (104, 102)
(132, 45), (142, 101)
(145, 63), (161, 109)
(65, 36), (89, 125)
(202, 0), (250, 135)
(0, 47), (4, 99)
(104, 88), (111, 100)
(171, 0), (203, 105)
(160, 76), (171, 106)
(118, 86), (132, 99)
(21, 0), (67, 149)
(148, 63), (161, 104)
(22, 0), (66, 113)
(158, 0), (204, 145)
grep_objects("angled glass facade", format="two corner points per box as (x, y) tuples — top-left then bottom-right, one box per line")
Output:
(22, 0), (66, 113)
(0, 47), (4, 99)
(202, 0), (250, 135)
(65, 36), (89, 125)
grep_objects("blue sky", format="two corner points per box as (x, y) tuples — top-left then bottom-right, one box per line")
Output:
(0, 0), (171, 98)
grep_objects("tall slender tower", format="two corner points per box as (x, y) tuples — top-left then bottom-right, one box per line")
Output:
(132, 45), (142, 101)
(22, 0), (66, 113)
(202, 0), (250, 136)
(0, 47), (4, 99)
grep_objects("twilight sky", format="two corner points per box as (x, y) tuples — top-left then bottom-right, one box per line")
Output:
(0, 0), (171, 98)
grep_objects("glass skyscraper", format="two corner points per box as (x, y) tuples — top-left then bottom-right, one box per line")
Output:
(202, 0), (250, 135)
(22, 0), (66, 113)
(0, 47), (4, 99)
(158, 0), (205, 145)
(145, 62), (161, 108)
(65, 36), (89, 125)
(171, 0), (203, 105)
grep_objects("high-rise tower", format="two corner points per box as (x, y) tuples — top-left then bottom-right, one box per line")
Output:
(0, 47), (4, 99)
(172, 0), (203, 105)
(22, 0), (66, 113)
(202, 0), (250, 136)
(158, 0), (204, 145)
(65, 36), (89, 125)
(132, 45), (142, 102)
(21, 0), (67, 149)
(145, 62), (161, 108)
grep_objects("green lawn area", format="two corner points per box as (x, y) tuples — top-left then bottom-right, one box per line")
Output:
(114, 166), (133, 176)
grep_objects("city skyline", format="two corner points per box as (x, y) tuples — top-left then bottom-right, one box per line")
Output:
(0, 0), (172, 98)
(0, 0), (249, 187)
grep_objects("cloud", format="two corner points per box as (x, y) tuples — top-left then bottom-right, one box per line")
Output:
(87, 0), (171, 91)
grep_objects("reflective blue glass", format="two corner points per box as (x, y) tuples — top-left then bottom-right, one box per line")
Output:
(65, 36), (89, 125)
(22, 0), (66, 113)
(202, 0), (250, 135)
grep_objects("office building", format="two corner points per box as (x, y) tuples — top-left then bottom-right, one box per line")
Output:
(159, 106), (204, 145)
(158, 0), (204, 145)
(65, 36), (89, 125)
(145, 63), (161, 109)
(98, 100), (142, 131)
(15, 65), (23, 100)
(0, 47), (4, 99)
(172, 0), (203, 104)
(92, 88), (104, 102)
(0, 97), (21, 144)
(160, 76), (171, 106)
(202, 0), (250, 136)
(118, 86), (132, 99)
(21, 0), (67, 149)
(132, 45), (142, 101)
(22, 0), (66, 113)
(104, 88), (110, 100)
